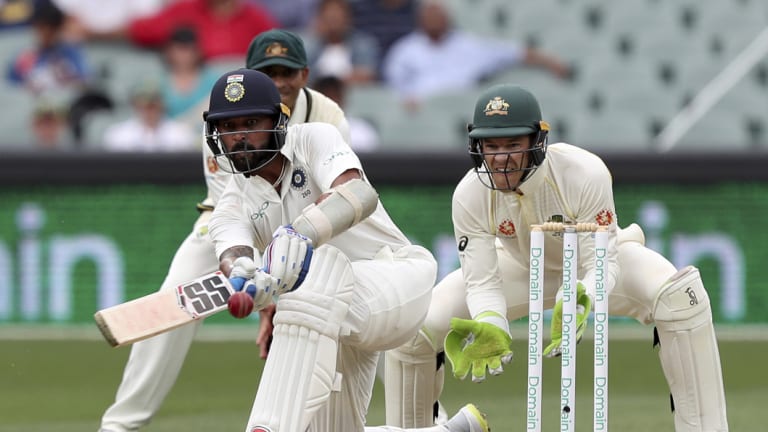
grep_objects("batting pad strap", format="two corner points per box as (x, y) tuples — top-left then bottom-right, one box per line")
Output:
(292, 178), (378, 245)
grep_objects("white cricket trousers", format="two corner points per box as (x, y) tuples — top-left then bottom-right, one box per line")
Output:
(99, 225), (219, 432)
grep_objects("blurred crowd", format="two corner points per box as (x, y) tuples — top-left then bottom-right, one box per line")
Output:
(0, 0), (572, 153)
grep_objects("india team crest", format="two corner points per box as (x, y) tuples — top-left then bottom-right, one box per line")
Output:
(498, 219), (516, 236)
(290, 168), (307, 190)
(484, 96), (510, 116)
(595, 209), (614, 226)
(224, 82), (245, 102)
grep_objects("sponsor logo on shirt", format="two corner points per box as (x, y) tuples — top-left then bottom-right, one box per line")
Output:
(458, 236), (468, 251)
(323, 150), (351, 165)
(250, 201), (270, 220)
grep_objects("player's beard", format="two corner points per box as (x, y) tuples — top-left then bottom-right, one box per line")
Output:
(228, 139), (275, 174)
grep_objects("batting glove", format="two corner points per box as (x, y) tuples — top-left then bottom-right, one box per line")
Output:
(229, 257), (276, 310)
(263, 225), (313, 294)
(544, 281), (592, 358)
(444, 311), (514, 383)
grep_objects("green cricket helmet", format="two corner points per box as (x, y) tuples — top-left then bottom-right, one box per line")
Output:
(467, 84), (550, 190)
(203, 68), (291, 176)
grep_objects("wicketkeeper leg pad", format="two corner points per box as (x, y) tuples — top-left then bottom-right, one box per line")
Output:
(652, 265), (729, 432)
(385, 329), (444, 427)
(246, 245), (355, 432)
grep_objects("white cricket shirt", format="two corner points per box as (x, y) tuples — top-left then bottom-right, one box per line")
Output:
(452, 143), (620, 319)
(210, 122), (410, 261)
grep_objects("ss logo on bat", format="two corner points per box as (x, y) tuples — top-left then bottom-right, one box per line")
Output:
(176, 272), (233, 318)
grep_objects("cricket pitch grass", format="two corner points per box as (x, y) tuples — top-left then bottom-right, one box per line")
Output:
(1, 323), (765, 431)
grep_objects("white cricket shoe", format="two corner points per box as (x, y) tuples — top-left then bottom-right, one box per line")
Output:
(443, 404), (490, 432)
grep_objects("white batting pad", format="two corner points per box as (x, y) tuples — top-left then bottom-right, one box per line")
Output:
(385, 330), (443, 427)
(653, 266), (729, 431)
(246, 246), (355, 432)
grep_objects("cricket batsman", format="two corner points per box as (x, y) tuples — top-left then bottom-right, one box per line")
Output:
(98, 30), (352, 432)
(384, 83), (729, 431)
(205, 67), (489, 431)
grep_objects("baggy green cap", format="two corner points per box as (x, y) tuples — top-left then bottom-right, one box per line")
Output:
(469, 84), (545, 138)
(246, 29), (308, 70)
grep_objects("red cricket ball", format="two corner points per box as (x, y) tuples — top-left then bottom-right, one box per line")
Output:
(228, 291), (254, 319)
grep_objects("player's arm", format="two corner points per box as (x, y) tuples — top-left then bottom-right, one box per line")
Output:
(566, 158), (619, 300)
(263, 168), (378, 294)
(444, 185), (514, 382)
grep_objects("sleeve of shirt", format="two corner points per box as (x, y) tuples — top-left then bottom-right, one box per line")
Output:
(127, 3), (180, 47)
(381, 37), (414, 96)
(208, 176), (257, 260)
(452, 182), (508, 319)
(65, 45), (90, 80)
(563, 154), (620, 300)
(469, 33), (526, 76)
(302, 123), (363, 191)
(351, 32), (381, 71)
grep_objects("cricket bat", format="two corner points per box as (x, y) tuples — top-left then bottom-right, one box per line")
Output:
(94, 271), (234, 347)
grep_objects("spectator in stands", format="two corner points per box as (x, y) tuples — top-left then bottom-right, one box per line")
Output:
(102, 79), (196, 152)
(6, 0), (90, 95)
(159, 26), (219, 130)
(128, 0), (279, 61)
(313, 74), (379, 152)
(350, 0), (417, 77)
(29, 96), (73, 149)
(383, 0), (571, 109)
(51, 0), (164, 42)
(258, 0), (318, 31)
(303, 0), (379, 85)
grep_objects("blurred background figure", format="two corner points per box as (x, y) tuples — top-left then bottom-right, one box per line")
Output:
(101, 80), (196, 152)
(51, 0), (165, 42)
(127, 0), (279, 62)
(159, 26), (219, 131)
(349, 0), (417, 79)
(258, 0), (318, 31)
(382, 0), (571, 109)
(5, 0), (90, 95)
(303, 0), (379, 85)
(29, 96), (73, 149)
(0, 0), (35, 29)
(313, 74), (379, 152)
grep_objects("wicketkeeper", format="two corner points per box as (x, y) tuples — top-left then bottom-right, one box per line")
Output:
(384, 84), (729, 431)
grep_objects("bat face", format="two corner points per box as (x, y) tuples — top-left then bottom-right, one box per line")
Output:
(94, 272), (234, 347)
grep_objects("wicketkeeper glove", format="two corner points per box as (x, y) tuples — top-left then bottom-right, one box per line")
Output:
(229, 256), (276, 310)
(544, 281), (592, 358)
(263, 225), (313, 294)
(444, 311), (514, 383)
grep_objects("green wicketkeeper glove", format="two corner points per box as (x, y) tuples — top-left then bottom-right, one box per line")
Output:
(544, 281), (592, 358)
(444, 311), (514, 383)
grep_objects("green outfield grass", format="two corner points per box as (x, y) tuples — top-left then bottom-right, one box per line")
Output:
(1, 331), (765, 431)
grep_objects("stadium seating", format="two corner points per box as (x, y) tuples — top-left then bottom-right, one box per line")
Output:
(1, 0), (767, 152)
